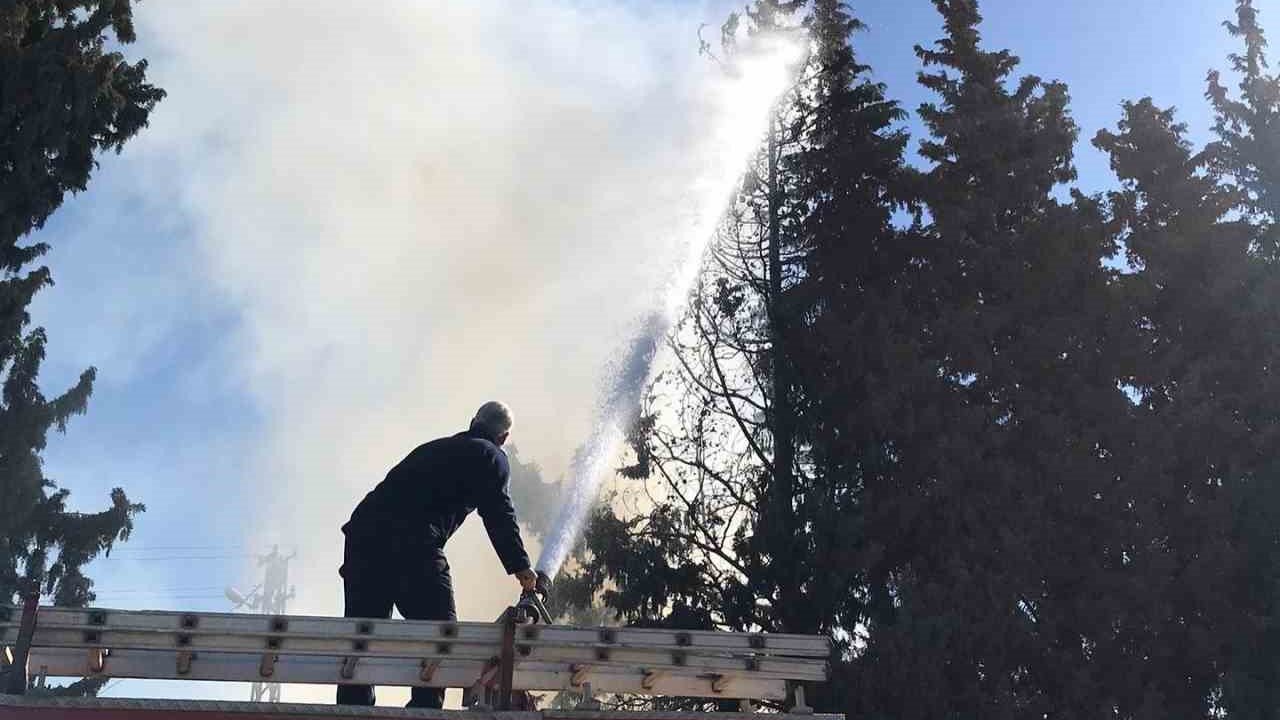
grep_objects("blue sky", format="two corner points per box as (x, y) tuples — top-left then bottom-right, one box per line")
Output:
(850, 0), (1241, 193)
(22, 0), (1271, 703)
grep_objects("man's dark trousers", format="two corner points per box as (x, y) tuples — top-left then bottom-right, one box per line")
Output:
(336, 534), (456, 709)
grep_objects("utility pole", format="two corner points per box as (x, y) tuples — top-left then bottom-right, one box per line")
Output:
(226, 545), (296, 703)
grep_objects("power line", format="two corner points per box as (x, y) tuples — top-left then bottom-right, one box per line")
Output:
(94, 594), (229, 600)
(96, 554), (257, 561)
(106, 545), (248, 551)
(91, 586), (224, 593)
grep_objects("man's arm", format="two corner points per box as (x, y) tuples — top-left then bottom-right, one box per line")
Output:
(477, 450), (533, 576)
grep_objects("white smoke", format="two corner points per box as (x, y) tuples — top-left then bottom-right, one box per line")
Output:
(126, 0), (797, 705)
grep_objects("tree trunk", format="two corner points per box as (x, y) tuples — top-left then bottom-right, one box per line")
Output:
(765, 116), (800, 632)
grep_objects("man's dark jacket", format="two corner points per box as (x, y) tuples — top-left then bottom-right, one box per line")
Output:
(342, 429), (529, 574)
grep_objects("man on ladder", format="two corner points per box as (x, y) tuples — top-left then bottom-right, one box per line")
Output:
(337, 401), (538, 709)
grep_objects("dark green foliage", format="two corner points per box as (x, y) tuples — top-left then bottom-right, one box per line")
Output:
(1093, 98), (1257, 717)
(1, 0), (165, 262)
(505, 445), (560, 537)
(0, 0), (158, 646)
(841, 3), (1139, 717)
(1143, 3), (1280, 715)
(1208, 0), (1280, 260)
(25, 675), (107, 697)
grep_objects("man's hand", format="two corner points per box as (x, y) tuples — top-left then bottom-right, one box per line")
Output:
(514, 567), (538, 592)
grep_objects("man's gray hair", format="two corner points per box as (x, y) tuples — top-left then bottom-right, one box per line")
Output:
(471, 400), (514, 438)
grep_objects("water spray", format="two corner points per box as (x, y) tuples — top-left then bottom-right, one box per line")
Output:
(523, 31), (806, 600)
(535, 313), (667, 582)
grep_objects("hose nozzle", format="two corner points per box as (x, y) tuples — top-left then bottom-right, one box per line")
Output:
(513, 571), (553, 624)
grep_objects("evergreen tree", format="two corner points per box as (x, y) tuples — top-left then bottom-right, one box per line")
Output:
(1, 0), (160, 624)
(1094, 97), (1259, 718)
(779, 0), (914, 712)
(849, 3), (1136, 717)
(1209, 3), (1280, 712)
(1123, 2), (1280, 715)
(569, 0), (908, 711)
(1207, 0), (1280, 260)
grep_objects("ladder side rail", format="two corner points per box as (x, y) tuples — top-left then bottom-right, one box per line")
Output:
(25, 647), (791, 701)
(7, 606), (830, 657)
(24, 622), (827, 662)
(26, 628), (827, 681)
(25, 607), (504, 646)
(26, 625), (499, 649)
(528, 626), (829, 657)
